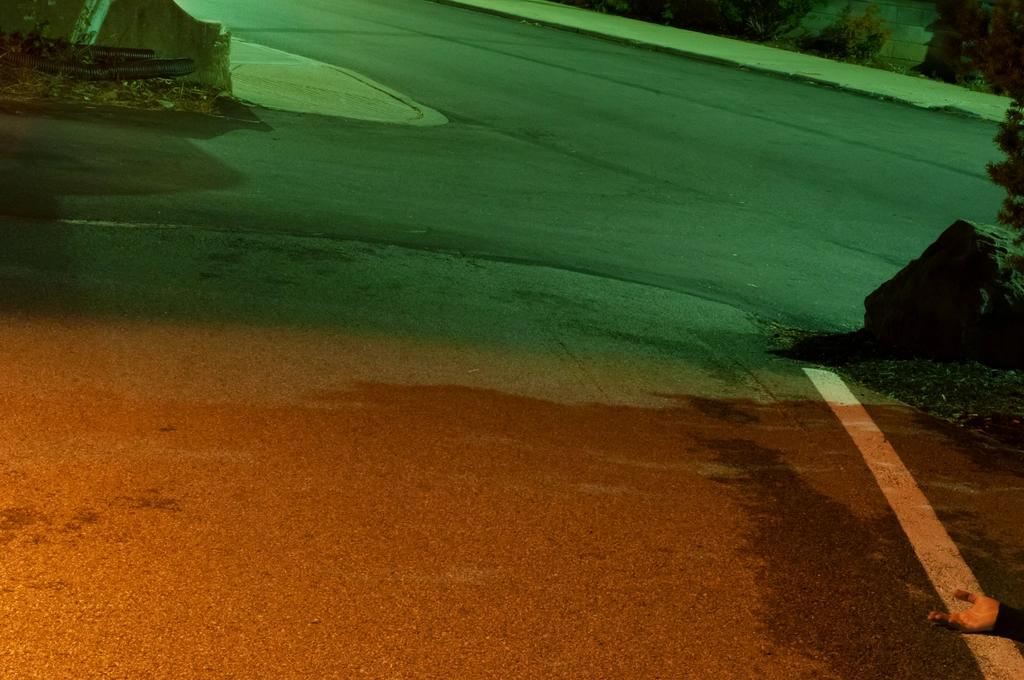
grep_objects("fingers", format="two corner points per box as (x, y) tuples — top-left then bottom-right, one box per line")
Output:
(929, 611), (966, 631)
(953, 589), (978, 604)
(930, 591), (988, 631)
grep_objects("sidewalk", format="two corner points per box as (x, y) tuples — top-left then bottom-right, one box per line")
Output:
(427, 0), (1010, 122)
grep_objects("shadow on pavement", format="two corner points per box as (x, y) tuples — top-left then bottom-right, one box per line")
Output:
(0, 102), (269, 312)
(0, 377), (996, 678)
(0, 102), (264, 219)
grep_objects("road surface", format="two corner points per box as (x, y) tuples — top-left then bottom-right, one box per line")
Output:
(1, 0), (1022, 677)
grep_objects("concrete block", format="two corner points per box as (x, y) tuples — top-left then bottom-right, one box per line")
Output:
(853, 1), (900, 22)
(809, 0), (848, 18)
(896, 6), (932, 26)
(891, 39), (929, 61)
(888, 23), (934, 43)
(98, 0), (230, 89)
(796, 0), (940, 68)
(800, 12), (836, 31)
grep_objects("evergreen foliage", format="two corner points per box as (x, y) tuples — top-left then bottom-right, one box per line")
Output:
(939, 0), (1024, 243)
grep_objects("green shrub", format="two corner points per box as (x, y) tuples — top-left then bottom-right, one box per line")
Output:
(591, 0), (634, 14)
(809, 3), (892, 63)
(713, 0), (822, 39)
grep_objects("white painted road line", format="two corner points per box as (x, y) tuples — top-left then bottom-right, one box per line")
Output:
(804, 368), (1024, 680)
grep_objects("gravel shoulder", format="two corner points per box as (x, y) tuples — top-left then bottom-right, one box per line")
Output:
(772, 325), (1024, 453)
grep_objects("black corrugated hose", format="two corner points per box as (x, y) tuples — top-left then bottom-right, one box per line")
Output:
(79, 45), (157, 62)
(0, 44), (195, 81)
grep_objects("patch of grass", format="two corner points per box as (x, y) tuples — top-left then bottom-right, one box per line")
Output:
(770, 325), (1024, 451)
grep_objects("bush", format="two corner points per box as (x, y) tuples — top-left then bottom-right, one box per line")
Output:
(971, 0), (1024, 95)
(558, 0), (818, 38)
(713, 0), (822, 39)
(662, 0), (729, 32)
(590, 0), (634, 14)
(808, 3), (893, 63)
(583, 0), (723, 30)
(937, 0), (995, 86)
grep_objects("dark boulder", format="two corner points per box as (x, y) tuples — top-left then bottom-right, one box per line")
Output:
(864, 220), (1024, 368)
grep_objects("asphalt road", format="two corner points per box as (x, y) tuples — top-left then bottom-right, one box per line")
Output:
(10, 0), (1009, 331)
(1, 0), (1024, 677)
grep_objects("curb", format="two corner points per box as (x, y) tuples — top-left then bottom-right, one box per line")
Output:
(425, 0), (996, 122)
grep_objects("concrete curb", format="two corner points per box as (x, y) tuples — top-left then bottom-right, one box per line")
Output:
(229, 38), (449, 124)
(425, 0), (1007, 122)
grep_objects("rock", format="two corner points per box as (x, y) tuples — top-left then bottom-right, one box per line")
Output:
(864, 220), (1024, 368)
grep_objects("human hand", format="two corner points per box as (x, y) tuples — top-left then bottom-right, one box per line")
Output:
(928, 589), (999, 633)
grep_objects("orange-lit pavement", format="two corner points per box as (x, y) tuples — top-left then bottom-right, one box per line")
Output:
(1, 316), (1019, 678)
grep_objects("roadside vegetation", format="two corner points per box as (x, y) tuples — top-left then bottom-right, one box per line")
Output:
(0, 30), (225, 113)
(801, 3), (891, 63)
(554, 0), (1000, 91)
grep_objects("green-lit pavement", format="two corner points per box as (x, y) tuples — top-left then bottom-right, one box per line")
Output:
(424, 0), (1010, 121)
(179, 0), (1011, 122)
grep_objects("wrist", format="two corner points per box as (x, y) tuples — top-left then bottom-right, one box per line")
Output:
(992, 603), (1024, 642)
